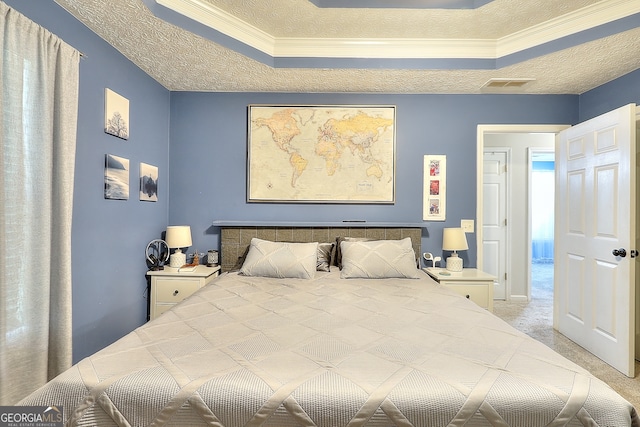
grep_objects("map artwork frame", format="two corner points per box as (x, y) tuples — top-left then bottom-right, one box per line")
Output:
(247, 105), (396, 203)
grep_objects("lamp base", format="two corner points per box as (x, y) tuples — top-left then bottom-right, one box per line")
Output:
(446, 254), (463, 272)
(169, 249), (186, 268)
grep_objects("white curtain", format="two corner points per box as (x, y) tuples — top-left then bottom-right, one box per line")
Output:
(531, 169), (555, 261)
(0, 2), (79, 404)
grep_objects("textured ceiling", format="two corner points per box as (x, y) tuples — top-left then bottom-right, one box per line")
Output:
(205, 0), (598, 38)
(54, 0), (640, 94)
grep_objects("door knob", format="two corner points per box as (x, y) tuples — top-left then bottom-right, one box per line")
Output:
(612, 248), (627, 258)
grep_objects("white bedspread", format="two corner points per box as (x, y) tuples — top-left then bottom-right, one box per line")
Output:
(20, 271), (639, 426)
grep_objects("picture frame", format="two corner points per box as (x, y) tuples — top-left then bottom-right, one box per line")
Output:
(104, 88), (129, 140)
(423, 155), (446, 221)
(247, 105), (396, 203)
(104, 154), (129, 200)
(139, 163), (158, 202)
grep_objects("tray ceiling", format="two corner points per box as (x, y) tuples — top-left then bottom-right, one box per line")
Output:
(55, 0), (640, 94)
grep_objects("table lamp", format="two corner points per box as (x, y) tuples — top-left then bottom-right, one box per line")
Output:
(443, 227), (468, 272)
(165, 225), (192, 268)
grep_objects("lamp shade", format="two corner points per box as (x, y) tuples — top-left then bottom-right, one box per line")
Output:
(442, 227), (468, 251)
(165, 226), (192, 248)
(165, 226), (192, 268)
(443, 227), (468, 272)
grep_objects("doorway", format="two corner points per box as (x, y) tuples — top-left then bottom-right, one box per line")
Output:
(477, 125), (568, 301)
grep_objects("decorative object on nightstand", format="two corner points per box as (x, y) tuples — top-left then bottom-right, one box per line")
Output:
(207, 249), (219, 266)
(422, 252), (442, 268)
(443, 227), (468, 272)
(165, 225), (192, 268)
(183, 250), (205, 270)
(145, 239), (169, 271)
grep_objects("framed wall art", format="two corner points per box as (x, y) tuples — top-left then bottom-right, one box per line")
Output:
(139, 162), (158, 202)
(104, 88), (129, 140)
(104, 154), (129, 200)
(247, 105), (396, 203)
(423, 155), (446, 221)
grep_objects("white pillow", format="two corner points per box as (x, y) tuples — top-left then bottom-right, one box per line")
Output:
(340, 238), (418, 279)
(240, 238), (318, 279)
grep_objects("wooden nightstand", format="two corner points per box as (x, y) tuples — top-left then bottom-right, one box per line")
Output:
(424, 267), (495, 312)
(146, 264), (221, 320)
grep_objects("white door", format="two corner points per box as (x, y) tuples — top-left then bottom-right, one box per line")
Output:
(555, 103), (637, 377)
(483, 151), (508, 300)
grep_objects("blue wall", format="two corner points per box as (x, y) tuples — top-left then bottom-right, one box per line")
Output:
(5, 0), (171, 363)
(168, 92), (577, 268)
(8, 0), (640, 365)
(579, 68), (640, 121)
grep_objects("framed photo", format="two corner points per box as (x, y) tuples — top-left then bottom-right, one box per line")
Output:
(247, 105), (396, 203)
(104, 88), (129, 140)
(423, 155), (446, 220)
(139, 163), (158, 202)
(104, 154), (129, 200)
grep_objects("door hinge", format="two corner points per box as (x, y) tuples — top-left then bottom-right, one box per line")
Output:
(504, 218), (507, 226)
(504, 273), (507, 281)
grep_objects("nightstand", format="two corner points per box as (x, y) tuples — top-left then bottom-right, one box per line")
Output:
(424, 267), (495, 311)
(146, 264), (221, 320)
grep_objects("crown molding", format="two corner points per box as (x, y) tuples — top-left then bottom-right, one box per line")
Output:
(497, 0), (640, 57)
(157, 0), (640, 60)
(157, 0), (275, 54)
(309, 0), (493, 9)
(274, 38), (496, 59)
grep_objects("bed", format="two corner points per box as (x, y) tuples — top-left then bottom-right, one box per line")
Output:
(19, 226), (639, 426)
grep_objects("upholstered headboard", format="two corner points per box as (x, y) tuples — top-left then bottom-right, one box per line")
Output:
(220, 226), (422, 272)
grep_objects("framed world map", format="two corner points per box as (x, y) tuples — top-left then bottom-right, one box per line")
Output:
(247, 105), (396, 203)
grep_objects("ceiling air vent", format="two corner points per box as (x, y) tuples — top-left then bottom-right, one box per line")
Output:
(481, 78), (535, 91)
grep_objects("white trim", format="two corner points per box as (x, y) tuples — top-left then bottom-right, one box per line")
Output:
(158, 0), (639, 60)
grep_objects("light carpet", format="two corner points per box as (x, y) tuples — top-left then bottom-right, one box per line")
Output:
(492, 262), (640, 411)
